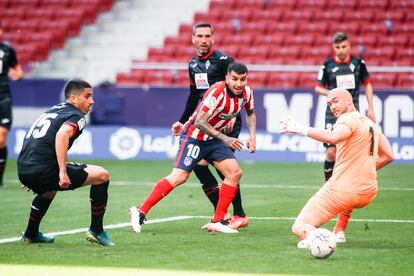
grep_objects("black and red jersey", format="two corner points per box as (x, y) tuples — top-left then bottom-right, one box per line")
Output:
(179, 49), (234, 123)
(317, 54), (371, 119)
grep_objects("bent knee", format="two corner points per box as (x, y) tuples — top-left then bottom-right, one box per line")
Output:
(98, 168), (110, 183)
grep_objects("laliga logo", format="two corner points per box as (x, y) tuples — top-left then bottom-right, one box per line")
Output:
(109, 127), (142, 159)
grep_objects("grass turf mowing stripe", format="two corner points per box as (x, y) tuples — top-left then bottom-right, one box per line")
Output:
(1, 215), (413, 244)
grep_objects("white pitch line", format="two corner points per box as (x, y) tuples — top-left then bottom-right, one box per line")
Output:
(0, 216), (197, 245)
(109, 181), (414, 192)
(1, 215), (413, 245)
(8, 179), (414, 191)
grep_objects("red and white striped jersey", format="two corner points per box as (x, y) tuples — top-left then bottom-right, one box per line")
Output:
(183, 81), (254, 141)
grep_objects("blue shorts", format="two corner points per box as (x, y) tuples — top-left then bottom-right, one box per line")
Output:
(174, 133), (235, 172)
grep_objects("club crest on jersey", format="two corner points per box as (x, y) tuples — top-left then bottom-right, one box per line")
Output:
(184, 157), (193, 166)
(349, 63), (355, 72)
(0, 50), (4, 58)
(77, 118), (86, 130)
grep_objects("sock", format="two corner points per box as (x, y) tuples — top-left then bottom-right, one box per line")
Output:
(334, 209), (353, 233)
(212, 184), (238, 222)
(215, 169), (246, 217)
(231, 184), (246, 217)
(324, 160), (335, 181)
(89, 181), (109, 234)
(194, 165), (219, 209)
(139, 178), (174, 215)
(0, 147), (7, 185)
(25, 195), (53, 238)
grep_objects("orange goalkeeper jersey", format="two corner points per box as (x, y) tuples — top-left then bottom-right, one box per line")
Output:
(326, 111), (380, 194)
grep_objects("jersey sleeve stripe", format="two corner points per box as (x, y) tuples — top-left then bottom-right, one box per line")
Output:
(64, 122), (78, 138)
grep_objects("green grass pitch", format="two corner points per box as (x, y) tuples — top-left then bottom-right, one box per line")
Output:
(0, 160), (413, 275)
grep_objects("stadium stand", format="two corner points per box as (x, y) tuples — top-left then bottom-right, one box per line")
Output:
(1, 0), (413, 88)
(1, 0), (114, 67)
(119, 0), (414, 89)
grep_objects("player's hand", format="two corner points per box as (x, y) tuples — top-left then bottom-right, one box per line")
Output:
(8, 68), (22, 81)
(171, 121), (183, 136)
(59, 171), (71, 189)
(279, 116), (309, 135)
(223, 117), (236, 134)
(225, 137), (244, 151)
(246, 136), (256, 153)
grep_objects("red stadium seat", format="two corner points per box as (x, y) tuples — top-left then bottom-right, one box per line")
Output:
(394, 23), (414, 35)
(268, 72), (299, 88)
(223, 34), (252, 47)
(252, 35), (285, 47)
(300, 47), (331, 60)
(269, 46), (301, 59)
(344, 10), (375, 23)
(267, 0), (296, 10)
(378, 34), (408, 47)
(266, 22), (297, 35)
(239, 46), (269, 60)
(298, 72), (318, 88)
(242, 21), (267, 35)
(319, 11), (344, 24)
(251, 10), (283, 22)
(3, 32), (22, 45)
(329, 22), (360, 36)
(297, 22), (329, 35)
(374, 10), (406, 23)
(285, 35), (314, 47)
(13, 0), (39, 8)
(247, 71), (268, 87)
(357, 0), (388, 10)
(116, 71), (143, 85)
(354, 35), (378, 48)
(26, 7), (56, 20)
(296, 0), (327, 9)
(360, 24), (390, 36)
(396, 73), (414, 88)
(3, 7), (26, 19)
(40, 0), (70, 7)
(326, 0), (357, 10)
(371, 73), (396, 88)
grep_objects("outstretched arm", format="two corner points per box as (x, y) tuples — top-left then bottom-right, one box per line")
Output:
(279, 117), (351, 144)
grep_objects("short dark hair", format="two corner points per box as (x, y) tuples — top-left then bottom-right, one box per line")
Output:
(227, 61), (248, 75)
(64, 79), (92, 99)
(333, 32), (349, 44)
(193, 22), (214, 35)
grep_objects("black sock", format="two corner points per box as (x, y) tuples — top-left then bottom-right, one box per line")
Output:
(324, 160), (335, 181)
(90, 181), (109, 234)
(0, 147), (7, 185)
(194, 165), (219, 210)
(215, 169), (246, 217)
(25, 195), (53, 238)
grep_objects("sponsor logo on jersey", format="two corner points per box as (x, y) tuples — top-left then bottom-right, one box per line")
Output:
(332, 67), (339, 73)
(220, 56), (228, 60)
(349, 63), (355, 72)
(219, 113), (238, 119)
(0, 50), (4, 58)
(205, 60), (210, 69)
(77, 118), (86, 130)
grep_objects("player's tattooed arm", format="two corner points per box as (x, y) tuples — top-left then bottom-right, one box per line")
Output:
(195, 110), (234, 145)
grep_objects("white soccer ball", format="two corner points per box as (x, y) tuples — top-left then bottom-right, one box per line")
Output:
(309, 228), (337, 259)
